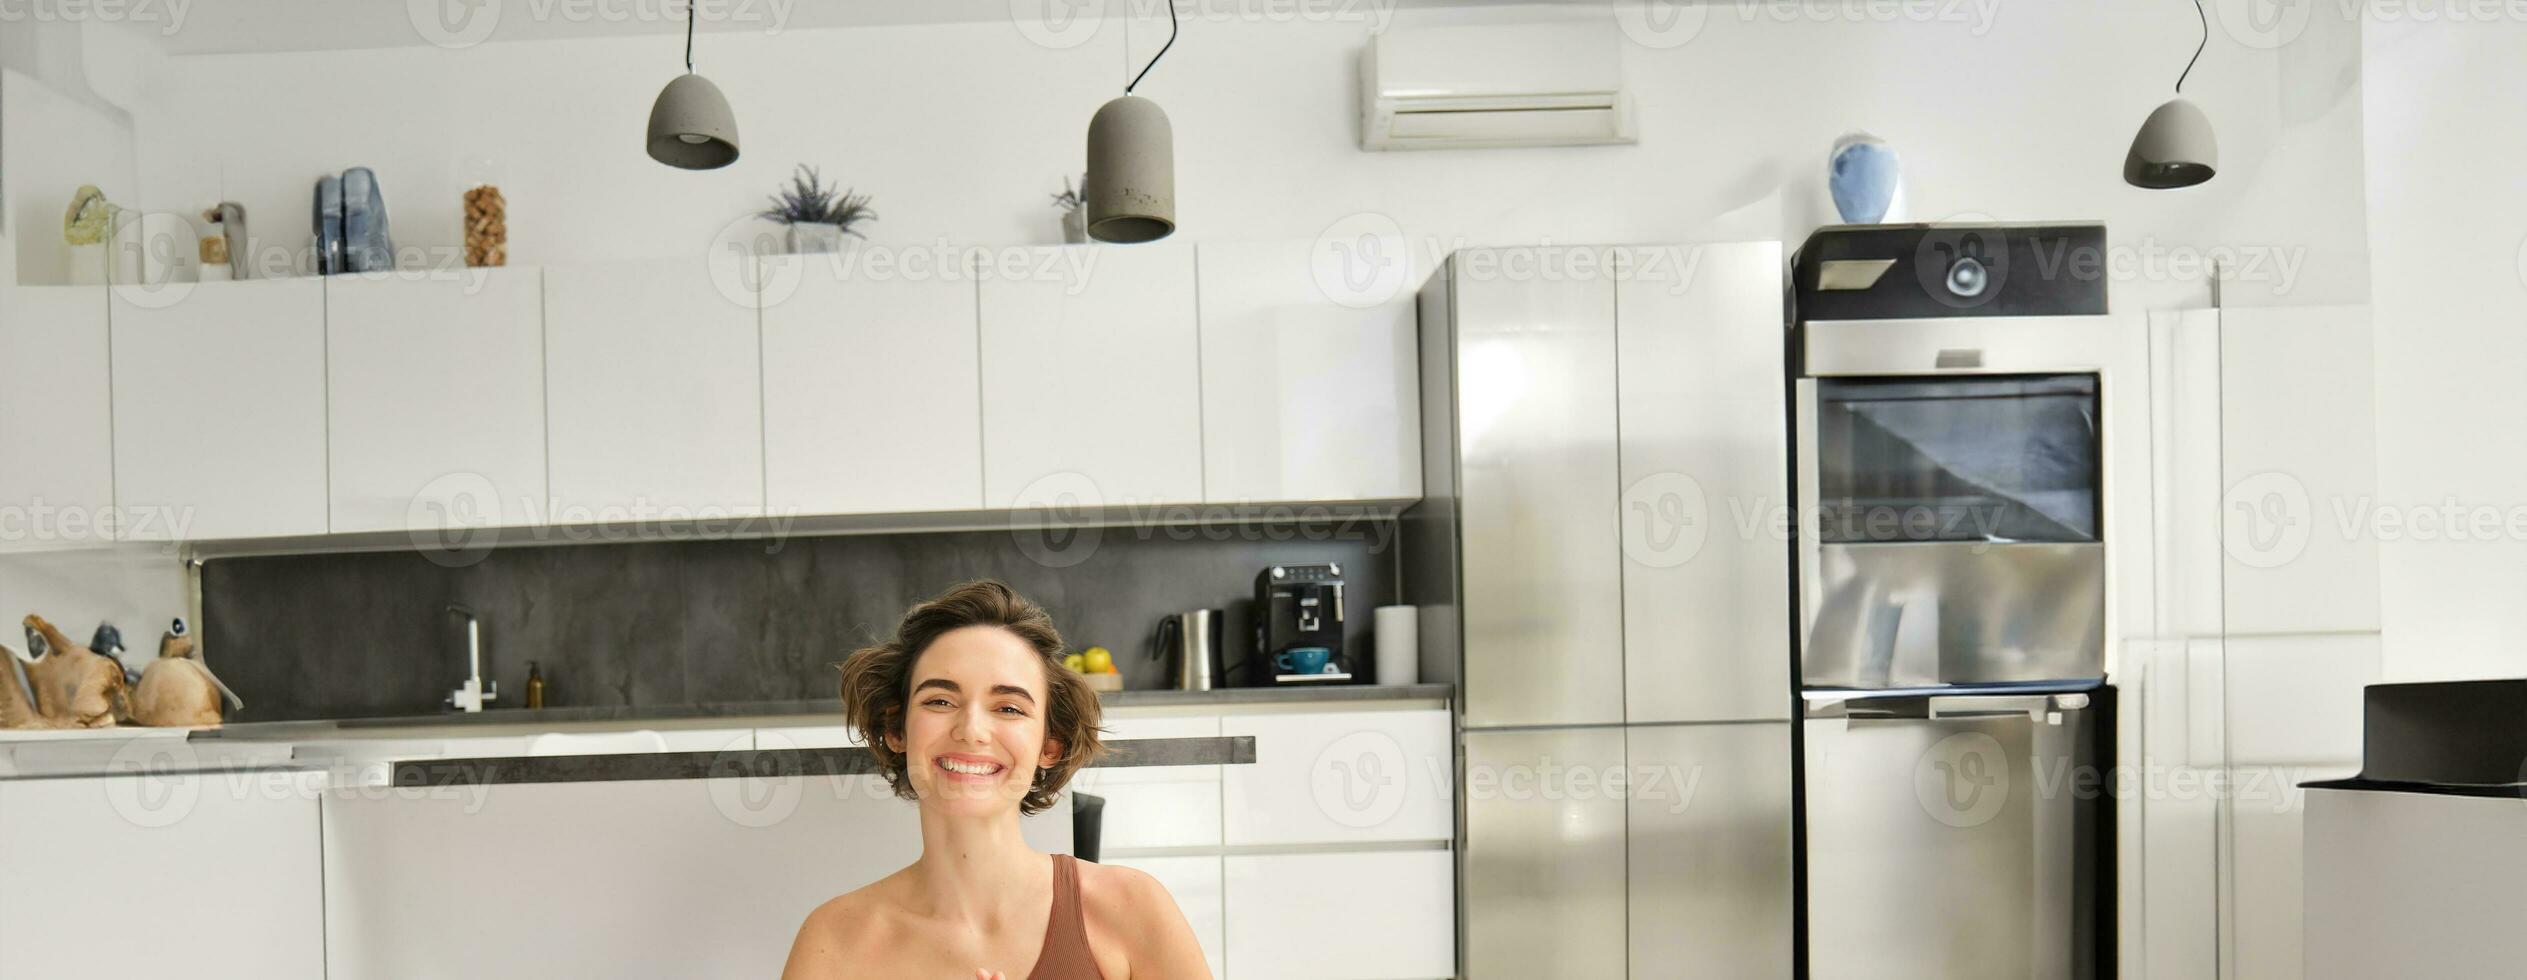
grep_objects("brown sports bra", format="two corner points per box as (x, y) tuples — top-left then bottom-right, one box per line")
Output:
(1027, 854), (1105, 980)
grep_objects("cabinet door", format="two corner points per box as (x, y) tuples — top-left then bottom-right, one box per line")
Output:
(1068, 712), (1223, 850)
(543, 259), (763, 521)
(1615, 243), (1792, 724)
(1453, 249), (1624, 727)
(0, 287), (115, 548)
(1220, 708), (1451, 846)
(1225, 849), (1455, 979)
(1111, 855), (1226, 980)
(1196, 238), (1422, 504)
(1626, 721), (1794, 978)
(977, 244), (1201, 507)
(1461, 726), (1627, 978)
(760, 256), (982, 515)
(0, 771), (326, 978)
(326, 269), (548, 534)
(111, 280), (329, 540)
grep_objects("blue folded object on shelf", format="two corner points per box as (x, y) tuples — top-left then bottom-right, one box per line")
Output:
(341, 167), (393, 273)
(314, 174), (344, 275)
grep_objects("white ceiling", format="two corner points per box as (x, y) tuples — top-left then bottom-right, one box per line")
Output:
(117, 0), (1569, 57)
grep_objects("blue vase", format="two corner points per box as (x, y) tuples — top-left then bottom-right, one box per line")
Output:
(1829, 135), (1901, 225)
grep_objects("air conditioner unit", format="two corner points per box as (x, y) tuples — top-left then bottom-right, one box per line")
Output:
(1360, 20), (1636, 150)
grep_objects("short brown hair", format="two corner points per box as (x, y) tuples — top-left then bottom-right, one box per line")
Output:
(838, 580), (1103, 815)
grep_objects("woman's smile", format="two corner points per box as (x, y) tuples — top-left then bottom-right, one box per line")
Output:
(934, 752), (1008, 782)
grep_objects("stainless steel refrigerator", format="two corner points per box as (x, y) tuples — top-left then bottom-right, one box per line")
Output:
(1404, 242), (1798, 978)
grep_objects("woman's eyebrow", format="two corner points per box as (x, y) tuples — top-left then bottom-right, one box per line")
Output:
(913, 678), (960, 695)
(990, 685), (1038, 704)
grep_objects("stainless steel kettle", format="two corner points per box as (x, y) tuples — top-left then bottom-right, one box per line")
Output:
(1152, 609), (1226, 691)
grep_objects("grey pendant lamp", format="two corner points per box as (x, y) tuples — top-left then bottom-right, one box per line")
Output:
(1083, 1), (1178, 242)
(2125, 0), (2217, 188)
(647, 1), (739, 170)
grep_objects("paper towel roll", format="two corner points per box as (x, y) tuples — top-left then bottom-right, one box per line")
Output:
(1373, 605), (1418, 687)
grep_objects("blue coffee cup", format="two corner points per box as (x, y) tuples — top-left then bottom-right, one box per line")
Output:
(1274, 646), (1333, 675)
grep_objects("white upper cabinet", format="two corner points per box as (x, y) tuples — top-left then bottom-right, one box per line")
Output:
(325, 269), (548, 534)
(111, 280), (330, 541)
(758, 256), (982, 515)
(1196, 239), (1422, 504)
(0, 288), (115, 549)
(542, 258), (763, 521)
(977, 244), (1202, 508)
(1615, 242), (1792, 724)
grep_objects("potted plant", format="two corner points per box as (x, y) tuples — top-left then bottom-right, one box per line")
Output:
(759, 165), (875, 254)
(1052, 176), (1087, 245)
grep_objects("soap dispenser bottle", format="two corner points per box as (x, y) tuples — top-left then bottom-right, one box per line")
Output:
(525, 660), (546, 709)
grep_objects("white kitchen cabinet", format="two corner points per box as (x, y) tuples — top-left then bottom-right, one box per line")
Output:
(1070, 712), (1223, 850)
(1196, 238), (1422, 504)
(543, 259), (763, 521)
(2220, 304), (2381, 636)
(1460, 726), (1628, 978)
(1221, 707), (1451, 846)
(759, 255), (982, 515)
(1110, 854), (1226, 980)
(1625, 721), (1794, 978)
(0, 770), (326, 978)
(0, 287), (115, 549)
(1224, 849), (1455, 979)
(325, 269), (548, 533)
(1614, 243), (1792, 724)
(110, 279), (329, 540)
(977, 244), (1202, 507)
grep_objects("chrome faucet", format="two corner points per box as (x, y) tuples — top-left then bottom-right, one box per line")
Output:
(446, 604), (498, 713)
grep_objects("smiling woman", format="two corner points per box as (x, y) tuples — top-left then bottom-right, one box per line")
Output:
(782, 580), (1212, 980)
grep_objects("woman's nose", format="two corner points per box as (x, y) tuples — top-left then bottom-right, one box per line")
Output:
(950, 705), (990, 743)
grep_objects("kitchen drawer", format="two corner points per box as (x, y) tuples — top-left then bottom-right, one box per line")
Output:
(1222, 708), (1450, 846)
(1108, 854), (1225, 980)
(1224, 849), (1455, 979)
(1071, 713), (1222, 850)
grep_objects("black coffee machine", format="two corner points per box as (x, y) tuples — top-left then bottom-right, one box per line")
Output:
(1253, 562), (1350, 684)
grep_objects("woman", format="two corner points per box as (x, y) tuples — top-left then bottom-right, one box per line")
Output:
(782, 580), (1211, 979)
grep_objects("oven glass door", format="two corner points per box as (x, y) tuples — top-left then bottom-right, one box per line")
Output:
(1812, 373), (2100, 545)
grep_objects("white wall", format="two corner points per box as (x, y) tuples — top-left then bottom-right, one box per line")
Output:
(109, 2), (2365, 311)
(2364, 12), (2527, 684)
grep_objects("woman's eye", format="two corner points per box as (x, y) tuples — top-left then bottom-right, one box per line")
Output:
(997, 705), (1027, 716)
(922, 697), (952, 708)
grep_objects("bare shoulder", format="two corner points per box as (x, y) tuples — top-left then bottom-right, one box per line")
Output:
(1075, 858), (1173, 910)
(781, 880), (904, 979)
(1075, 860), (1212, 979)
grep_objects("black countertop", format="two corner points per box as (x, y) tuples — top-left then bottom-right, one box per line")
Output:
(391, 735), (1257, 787)
(2302, 678), (2526, 799)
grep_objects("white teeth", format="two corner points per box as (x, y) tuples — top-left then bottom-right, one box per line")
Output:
(939, 758), (1002, 776)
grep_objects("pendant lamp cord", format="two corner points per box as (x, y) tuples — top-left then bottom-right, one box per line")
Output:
(1124, 0), (1179, 94)
(684, 0), (696, 73)
(2175, 0), (2205, 93)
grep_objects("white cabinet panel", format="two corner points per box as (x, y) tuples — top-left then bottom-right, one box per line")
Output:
(110, 280), (329, 540)
(978, 244), (1202, 507)
(0, 771), (326, 978)
(1626, 721), (1794, 978)
(543, 259), (763, 520)
(1111, 854), (1225, 980)
(1224, 849), (1454, 980)
(0, 287), (114, 549)
(1222, 708), (1450, 846)
(1071, 712), (1222, 850)
(326, 269), (548, 533)
(760, 256), (982, 515)
(1196, 238), (1422, 503)
(1461, 726), (1627, 978)
(1615, 243), (1792, 724)
(2220, 304), (2381, 635)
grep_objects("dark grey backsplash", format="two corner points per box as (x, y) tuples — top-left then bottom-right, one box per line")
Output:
(201, 521), (1399, 722)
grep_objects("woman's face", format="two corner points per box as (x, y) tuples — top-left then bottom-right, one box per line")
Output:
(890, 625), (1061, 817)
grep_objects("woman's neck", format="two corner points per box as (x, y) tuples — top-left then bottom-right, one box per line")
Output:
(908, 806), (1046, 923)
